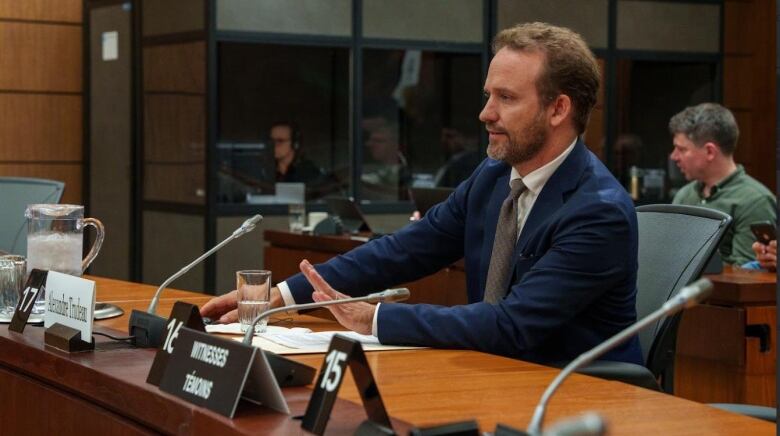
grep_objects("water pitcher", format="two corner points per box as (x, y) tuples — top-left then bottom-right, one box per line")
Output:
(25, 204), (105, 277)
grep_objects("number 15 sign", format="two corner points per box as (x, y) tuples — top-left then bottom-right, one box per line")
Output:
(301, 335), (393, 435)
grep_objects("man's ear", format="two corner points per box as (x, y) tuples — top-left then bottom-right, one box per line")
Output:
(703, 141), (720, 160)
(549, 94), (572, 128)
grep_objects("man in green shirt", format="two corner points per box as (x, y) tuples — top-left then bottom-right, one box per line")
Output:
(669, 102), (776, 265)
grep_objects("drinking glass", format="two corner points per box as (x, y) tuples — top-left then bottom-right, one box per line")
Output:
(0, 255), (26, 316)
(237, 270), (272, 333)
(288, 203), (305, 232)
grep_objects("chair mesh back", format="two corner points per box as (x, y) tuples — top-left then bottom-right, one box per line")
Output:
(0, 177), (65, 255)
(635, 205), (731, 365)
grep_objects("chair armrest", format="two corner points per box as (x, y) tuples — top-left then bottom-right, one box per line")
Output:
(709, 403), (776, 422)
(574, 360), (661, 391)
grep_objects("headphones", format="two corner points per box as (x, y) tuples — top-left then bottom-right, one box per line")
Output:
(291, 122), (301, 150)
(271, 121), (301, 150)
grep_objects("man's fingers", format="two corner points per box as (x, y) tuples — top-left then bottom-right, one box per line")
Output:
(200, 290), (238, 317)
(218, 309), (238, 324)
(300, 260), (343, 299)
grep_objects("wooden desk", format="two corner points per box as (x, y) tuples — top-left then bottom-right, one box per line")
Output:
(264, 230), (468, 306)
(0, 277), (773, 434)
(675, 266), (777, 406)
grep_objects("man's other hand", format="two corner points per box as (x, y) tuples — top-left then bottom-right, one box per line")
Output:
(200, 286), (284, 323)
(299, 259), (374, 335)
(752, 240), (777, 272)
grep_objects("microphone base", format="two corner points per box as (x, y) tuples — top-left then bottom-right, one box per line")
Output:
(409, 419), (481, 435)
(128, 310), (167, 348)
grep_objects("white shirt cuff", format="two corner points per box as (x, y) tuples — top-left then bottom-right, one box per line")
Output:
(277, 281), (296, 307)
(372, 303), (381, 337)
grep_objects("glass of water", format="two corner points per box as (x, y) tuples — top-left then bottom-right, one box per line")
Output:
(288, 203), (305, 232)
(0, 255), (26, 316)
(237, 270), (272, 334)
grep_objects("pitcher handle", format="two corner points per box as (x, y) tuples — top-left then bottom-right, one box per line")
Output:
(82, 218), (105, 273)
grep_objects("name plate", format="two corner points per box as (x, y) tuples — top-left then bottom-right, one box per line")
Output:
(159, 327), (257, 418)
(9, 269), (48, 333)
(43, 271), (96, 342)
(302, 334), (393, 435)
(147, 301), (205, 386)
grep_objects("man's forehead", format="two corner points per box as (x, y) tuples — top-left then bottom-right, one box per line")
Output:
(673, 133), (696, 147)
(485, 48), (543, 86)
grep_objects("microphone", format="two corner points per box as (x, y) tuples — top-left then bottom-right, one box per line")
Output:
(129, 214), (263, 348)
(523, 278), (713, 436)
(242, 287), (410, 345)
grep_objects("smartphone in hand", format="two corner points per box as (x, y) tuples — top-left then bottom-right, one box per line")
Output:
(750, 221), (776, 245)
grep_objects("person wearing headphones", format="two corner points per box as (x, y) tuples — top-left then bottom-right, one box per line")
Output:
(270, 121), (324, 186)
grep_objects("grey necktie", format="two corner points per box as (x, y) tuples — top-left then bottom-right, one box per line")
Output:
(484, 178), (527, 304)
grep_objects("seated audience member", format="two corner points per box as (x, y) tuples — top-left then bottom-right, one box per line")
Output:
(361, 116), (411, 200)
(669, 103), (777, 265)
(271, 121), (344, 200)
(202, 22), (642, 365)
(271, 122), (323, 183)
(434, 127), (482, 188)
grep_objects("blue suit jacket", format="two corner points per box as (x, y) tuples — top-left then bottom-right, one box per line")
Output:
(287, 140), (643, 365)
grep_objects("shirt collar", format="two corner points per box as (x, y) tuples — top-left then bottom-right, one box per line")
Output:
(696, 164), (744, 197)
(509, 137), (578, 194)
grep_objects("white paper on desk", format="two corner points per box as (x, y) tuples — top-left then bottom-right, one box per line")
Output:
(263, 330), (381, 348)
(233, 330), (425, 355)
(205, 323), (311, 335)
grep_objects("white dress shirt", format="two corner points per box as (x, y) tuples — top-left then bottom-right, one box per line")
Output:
(278, 138), (578, 336)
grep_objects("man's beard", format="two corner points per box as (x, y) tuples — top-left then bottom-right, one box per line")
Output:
(486, 110), (547, 165)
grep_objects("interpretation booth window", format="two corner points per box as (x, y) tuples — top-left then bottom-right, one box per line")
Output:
(217, 42), (351, 204)
(360, 49), (483, 202)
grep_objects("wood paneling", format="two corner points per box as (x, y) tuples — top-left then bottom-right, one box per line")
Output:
(722, 55), (753, 110)
(0, 22), (81, 92)
(723, 0), (776, 191)
(0, 3), (84, 211)
(675, 266), (777, 407)
(143, 163), (205, 205)
(0, 94), (81, 160)
(0, 163), (82, 204)
(0, 368), (152, 436)
(143, 94), (206, 162)
(143, 42), (206, 93)
(0, 0), (82, 23)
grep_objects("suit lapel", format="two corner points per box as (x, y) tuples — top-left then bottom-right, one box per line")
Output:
(515, 140), (589, 255)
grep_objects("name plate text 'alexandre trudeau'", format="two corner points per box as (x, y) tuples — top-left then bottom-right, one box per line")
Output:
(159, 327), (256, 418)
(43, 271), (96, 342)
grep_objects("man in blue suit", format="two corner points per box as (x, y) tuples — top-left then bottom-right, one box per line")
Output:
(202, 22), (642, 365)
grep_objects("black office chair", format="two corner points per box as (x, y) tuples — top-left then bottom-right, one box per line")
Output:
(577, 204), (732, 392)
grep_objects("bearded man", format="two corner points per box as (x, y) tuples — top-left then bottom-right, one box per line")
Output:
(202, 22), (641, 365)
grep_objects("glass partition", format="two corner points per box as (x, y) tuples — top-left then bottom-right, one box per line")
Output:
(217, 42), (350, 203)
(360, 49), (483, 201)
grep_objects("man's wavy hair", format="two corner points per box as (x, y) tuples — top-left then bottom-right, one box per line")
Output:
(492, 22), (600, 134)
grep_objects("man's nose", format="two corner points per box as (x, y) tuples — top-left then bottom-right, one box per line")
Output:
(479, 98), (496, 123)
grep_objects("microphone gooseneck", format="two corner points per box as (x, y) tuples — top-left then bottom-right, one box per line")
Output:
(526, 278), (713, 436)
(147, 215), (262, 314)
(129, 215), (262, 348)
(241, 287), (410, 345)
